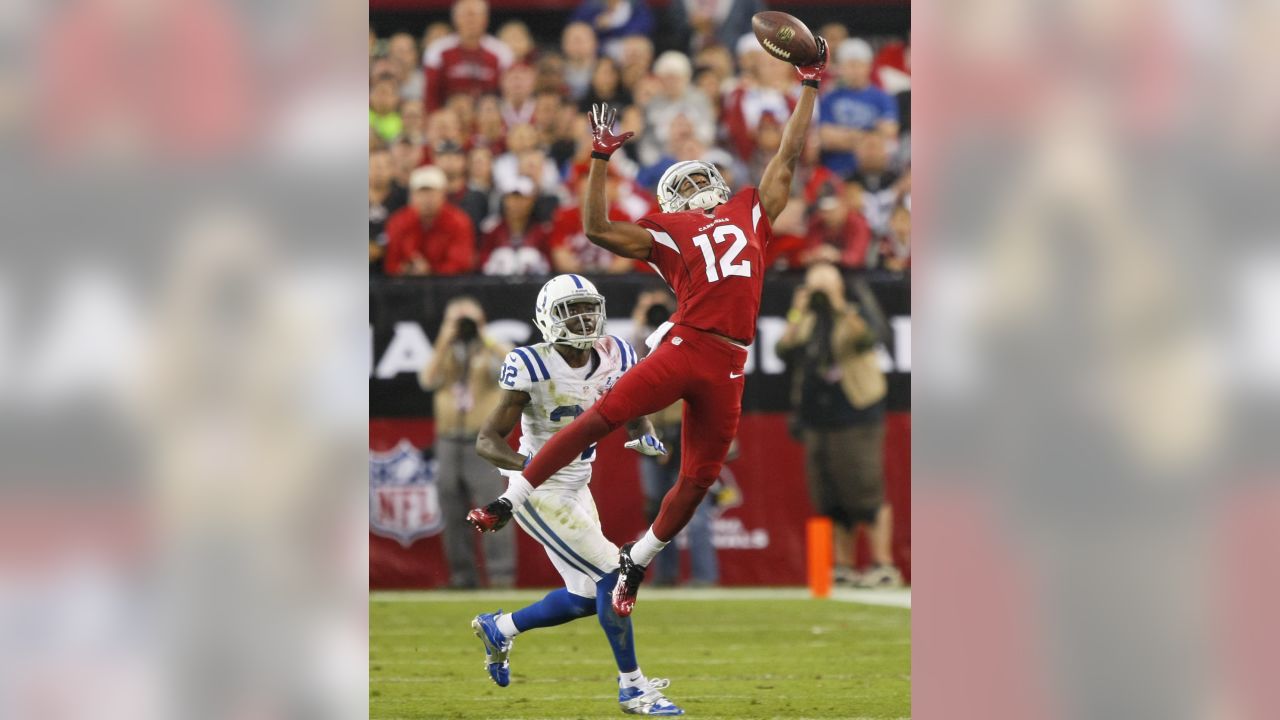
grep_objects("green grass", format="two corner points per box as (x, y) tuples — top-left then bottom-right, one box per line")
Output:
(371, 590), (910, 720)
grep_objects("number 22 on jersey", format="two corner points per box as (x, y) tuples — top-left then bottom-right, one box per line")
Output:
(691, 223), (752, 283)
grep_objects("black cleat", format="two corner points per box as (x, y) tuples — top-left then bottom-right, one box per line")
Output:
(611, 542), (646, 616)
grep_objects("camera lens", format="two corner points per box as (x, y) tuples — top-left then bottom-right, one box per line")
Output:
(808, 291), (832, 313)
(645, 303), (672, 327)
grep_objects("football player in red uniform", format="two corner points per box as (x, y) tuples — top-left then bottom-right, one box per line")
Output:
(470, 38), (829, 616)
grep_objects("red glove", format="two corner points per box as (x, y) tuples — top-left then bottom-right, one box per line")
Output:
(795, 36), (829, 88)
(589, 103), (634, 160)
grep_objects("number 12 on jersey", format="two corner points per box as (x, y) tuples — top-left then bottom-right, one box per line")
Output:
(691, 224), (752, 283)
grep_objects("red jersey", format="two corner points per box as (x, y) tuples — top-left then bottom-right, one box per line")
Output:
(384, 204), (475, 276)
(638, 188), (772, 344)
(549, 205), (632, 272)
(422, 35), (513, 112)
(805, 212), (874, 269)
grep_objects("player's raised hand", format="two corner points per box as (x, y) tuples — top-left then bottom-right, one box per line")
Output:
(624, 434), (668, 457)
(795, 36), (829, 86)
(466, 498), (513, 532)
(588, 103), (634, 158)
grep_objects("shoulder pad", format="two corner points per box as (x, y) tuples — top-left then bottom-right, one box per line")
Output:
(500, 346), (552, 391)
(608, 335), (639, 372)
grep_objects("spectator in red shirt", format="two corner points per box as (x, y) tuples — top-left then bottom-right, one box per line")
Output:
(384, 166), (476, 276)
(804, 191), (874, 269)
(422, 0), (513, 111)
(872, 38), (911, 95)
(549, 166), (635, 274)
(478, 177), (553, 276)
(797, 132), (842, 207)
(723, 43), (796, 161)
(763, 196), (812, 269)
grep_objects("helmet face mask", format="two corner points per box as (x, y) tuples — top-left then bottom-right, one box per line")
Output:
(657, 160), (731, 213)
(534, 275), (607, 349)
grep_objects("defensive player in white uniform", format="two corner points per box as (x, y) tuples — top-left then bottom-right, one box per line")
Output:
(470, 274), (684, 716)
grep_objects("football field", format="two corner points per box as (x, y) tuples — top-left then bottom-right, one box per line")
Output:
(371, 588), (911, 719)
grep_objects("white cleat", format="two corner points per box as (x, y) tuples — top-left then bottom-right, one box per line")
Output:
(619, 677), (685, 715)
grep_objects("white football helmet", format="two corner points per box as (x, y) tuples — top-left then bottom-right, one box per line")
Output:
(656, 160), (732, 213)
(534, 274), (607, 349)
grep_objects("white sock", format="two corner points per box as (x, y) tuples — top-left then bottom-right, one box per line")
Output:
(630, 528), (669, 568)
(495, 612), (520, 638)
(498, 474), (533, 509)
(619, 668), (647, 689)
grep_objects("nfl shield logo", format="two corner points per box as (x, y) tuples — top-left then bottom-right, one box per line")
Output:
(370, 440), (444, 547)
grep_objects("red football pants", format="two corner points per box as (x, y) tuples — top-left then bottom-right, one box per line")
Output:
(521, 325), (748, 541)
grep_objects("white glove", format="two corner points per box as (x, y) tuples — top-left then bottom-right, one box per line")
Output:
(624, 434), (668, 457)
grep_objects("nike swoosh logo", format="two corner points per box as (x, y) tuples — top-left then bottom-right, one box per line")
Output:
(729, 372), (744, 379)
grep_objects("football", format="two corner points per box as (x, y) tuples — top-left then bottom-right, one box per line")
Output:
(751, 11), (821, 66)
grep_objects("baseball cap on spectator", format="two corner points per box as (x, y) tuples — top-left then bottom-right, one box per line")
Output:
(837, 39), (873, 64)
(409, 165), (447, 191)
(505, 176), (537, 197)
(653, 51), (693, 80)
(736, 33), (764, 58)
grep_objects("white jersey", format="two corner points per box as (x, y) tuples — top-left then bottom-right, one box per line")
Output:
(498, 334), (640, 490)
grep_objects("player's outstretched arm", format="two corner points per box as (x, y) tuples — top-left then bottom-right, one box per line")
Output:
(475, 389), (533, 471)
(583, 103), (653, 260)
(759, 37), (829, 225)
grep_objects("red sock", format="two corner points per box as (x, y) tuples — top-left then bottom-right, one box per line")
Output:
(523, 406), (615, 487)
(651, 475), (715, 540)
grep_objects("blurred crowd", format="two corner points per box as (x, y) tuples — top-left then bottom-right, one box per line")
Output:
(370, 0), (910, 277)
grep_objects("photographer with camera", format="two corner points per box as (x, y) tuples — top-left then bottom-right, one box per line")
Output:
(777, 263), (901, 588)
(419, 297), (515, 588)
(629, 289), (720, 587)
